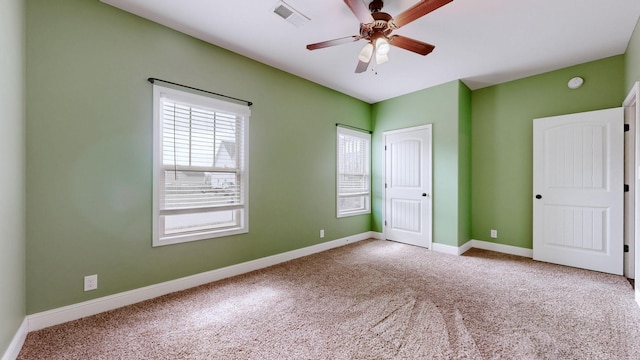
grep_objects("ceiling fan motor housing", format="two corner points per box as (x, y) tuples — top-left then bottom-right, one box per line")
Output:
(360, 12), (393, 39)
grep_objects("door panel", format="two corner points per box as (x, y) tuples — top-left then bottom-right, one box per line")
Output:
(533, 108), (623, 275)
(384, 125), (432, 248)
(391, 199), (422, 232)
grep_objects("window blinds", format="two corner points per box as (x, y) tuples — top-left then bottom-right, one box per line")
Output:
(338, 132), (369, 195)
(337, 127), (371, 216)
(160, 98), (244, 211)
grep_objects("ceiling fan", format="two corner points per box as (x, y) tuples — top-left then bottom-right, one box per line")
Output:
(306, 0), (453, 73)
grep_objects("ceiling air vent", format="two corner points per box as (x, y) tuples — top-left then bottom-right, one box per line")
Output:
(273, 1), (310, 27)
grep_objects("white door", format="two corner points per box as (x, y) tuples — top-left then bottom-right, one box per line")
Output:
(384, 125), (432, 248)
(533, 108), (624, 275)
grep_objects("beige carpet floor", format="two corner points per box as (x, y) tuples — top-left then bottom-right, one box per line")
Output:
(18, 239), (640, 359)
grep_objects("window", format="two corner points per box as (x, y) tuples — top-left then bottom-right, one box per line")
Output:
(152, 85), (250, 246)
(337, 127), (371, 217)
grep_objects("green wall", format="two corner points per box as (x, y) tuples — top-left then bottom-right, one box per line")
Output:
(0, 0), (26, 354)
(25, 0), (371, 313)
(627, 18), (640, 91)
(471, 55), (625, 248)
(16, 0), (640, 327)
(371, 81), (470, 247)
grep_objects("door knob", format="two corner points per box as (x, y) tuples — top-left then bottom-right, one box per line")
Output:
(422, 193), (427, 197)
(535, 194), (542, 199)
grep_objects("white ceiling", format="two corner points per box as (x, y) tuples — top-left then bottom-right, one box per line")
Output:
(101, 0), (640, 104)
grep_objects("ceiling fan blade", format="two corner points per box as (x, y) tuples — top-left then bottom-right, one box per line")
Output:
(355, 59), (371, 73)
(390, 0), (452, 29)
(343, 0), (374, 24)
(356, 56), (373, 74)
(307, 36), (361, 50)
(388, 35), (435, 55)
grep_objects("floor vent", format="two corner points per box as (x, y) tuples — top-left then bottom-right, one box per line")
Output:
(273, 1), (310, 27)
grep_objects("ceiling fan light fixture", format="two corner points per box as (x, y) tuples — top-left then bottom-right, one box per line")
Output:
(376, 53), (389, 65)
(375, 37), (390, 55)
(358, 43), (374, 62)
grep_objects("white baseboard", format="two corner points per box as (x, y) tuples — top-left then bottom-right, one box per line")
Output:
(458, 240), (474, 254)
(431, 239), (532, 258)
(432, 242), (466, 256)
(470, 239), (533, 258)
(378, 233), (467, 256)
(27, 232), (375, 332)
(1, 318), (28, 360)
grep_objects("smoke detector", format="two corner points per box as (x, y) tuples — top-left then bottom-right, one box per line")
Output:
(568, 77), (584, 89)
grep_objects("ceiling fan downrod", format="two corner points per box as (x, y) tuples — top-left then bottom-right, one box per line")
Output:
(369, 0), (384, 13)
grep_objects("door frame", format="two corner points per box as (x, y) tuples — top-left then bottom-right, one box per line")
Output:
(382, 124), (433, 248)
(623, 81), (640, 304)
(624, 82), (639, 280)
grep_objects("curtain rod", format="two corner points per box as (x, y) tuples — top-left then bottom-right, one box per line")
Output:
(147, 78), (253, 106)
(336, 123), (372, 134)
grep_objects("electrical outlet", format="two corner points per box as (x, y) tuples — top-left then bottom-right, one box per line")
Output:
(490, 229), (498, 238)
(320, 229), (325, 238)
(84, 274), (98, 291)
